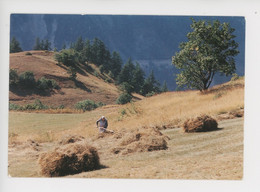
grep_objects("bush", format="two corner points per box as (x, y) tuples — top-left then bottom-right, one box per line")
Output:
(97, 102), (105, 107)
(9, 103), (21, 110)
(93, 71), (99, 77)
(231, 73), (239, 81)
(22, 99), (49, 110)
(99, 65), (105, 74)
(25, 52), (32, 55)
(54, 49), (78, 67)
(9, 69), (19, 86)
(58, 104), (65, 109)
(116, 93), (132, 104)
(119, 82), (134, 94)
(37, 77), (59, 90)
(67, 66), (77, 80)
(9, 99), (49, 111)
(18, 71), (36, 89)
(145, 91), (156, 97)
(75, 99), (98, 112)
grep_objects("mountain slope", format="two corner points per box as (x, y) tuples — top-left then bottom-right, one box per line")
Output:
(9, 51), (120, 108)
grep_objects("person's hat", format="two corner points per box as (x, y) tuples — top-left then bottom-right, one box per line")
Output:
(101, 116), (105, 119)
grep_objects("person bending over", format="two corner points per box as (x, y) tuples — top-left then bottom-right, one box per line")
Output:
(96, 116), (108, 133)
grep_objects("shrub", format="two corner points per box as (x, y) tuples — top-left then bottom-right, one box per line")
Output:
(25, 52), (32, 55)
(9, 69), (19, 86)
(120, 108), (126, 115)
(67, 66), (77, 80)
(37, 77), (59, 90)
(119, 82), (134, 94)
(75, 99), (98, 112)
(93, 71), (99, 77)
(18, 71), (36, 89)
(58, 104), (65, 109)
(54, 49), (78, 67)
(145, 91), (156, 97)
(108, 71), (114, 79)
(97, 102), (105, 107)
(9, 100), (49, 111)
(99, 65), (105, 74)
(22, 99), (49, 110)
(105, 77), (113, 83)
(9, 103), (21, 110)
(116, 93), (132, 104)
(231, 73), (239, 81)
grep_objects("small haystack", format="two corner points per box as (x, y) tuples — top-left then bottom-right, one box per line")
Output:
(38, 141), (100, 177)
(111, 126), (168, 155)
(183, 115), (218, 132)
(59, 135), (85, 145)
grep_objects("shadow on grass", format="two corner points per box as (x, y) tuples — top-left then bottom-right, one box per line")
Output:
(73, 79), (91, 92)
(196, 127), (224, 133)
(9, 85), (53, 97)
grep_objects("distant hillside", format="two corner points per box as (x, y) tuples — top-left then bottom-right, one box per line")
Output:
(9, 51), (121, 108)
(10, 14), (245, 90)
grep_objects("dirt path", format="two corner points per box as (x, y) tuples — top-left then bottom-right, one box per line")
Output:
(8, 118), (243, 179)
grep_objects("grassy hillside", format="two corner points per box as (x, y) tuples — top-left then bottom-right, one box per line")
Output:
(8, 77), (244, 179)
(9, 51), (120, 108)
(9, 77), (244, 143)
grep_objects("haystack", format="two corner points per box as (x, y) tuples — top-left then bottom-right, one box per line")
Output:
(59, 135), (85, 145)
(183, 115), (218, 132)
(112, 126), (168, 155)
(38, 141), (100, 177)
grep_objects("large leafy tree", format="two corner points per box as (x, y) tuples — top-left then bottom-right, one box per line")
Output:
(172, 18), (239, 91)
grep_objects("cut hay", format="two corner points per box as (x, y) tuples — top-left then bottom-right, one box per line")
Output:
(38, 141), (100, 177)
(111, 126), (168, 155)
(59, 135), (85, 145)
(216, 109), (244, 121)
(183, 115), (218, 132)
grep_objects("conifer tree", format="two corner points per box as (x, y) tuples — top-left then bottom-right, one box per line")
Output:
(161, 80), (168, 92)
(10, 37), (23, 53)
(74, 36), (84, 52)
(132, 62), (145, 94)
(33, 37), (41, 50)
(142, 70), (161, 95)
(117, 58), (135, 85)
(110, 51), (123, 78)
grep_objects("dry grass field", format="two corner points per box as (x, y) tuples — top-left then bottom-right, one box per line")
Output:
(8, 77), (244, 179)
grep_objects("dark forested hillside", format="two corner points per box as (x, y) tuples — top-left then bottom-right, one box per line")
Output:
(10, 14), (245, 90)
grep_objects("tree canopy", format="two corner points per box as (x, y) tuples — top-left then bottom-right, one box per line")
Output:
(172, 18), (239, 91)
